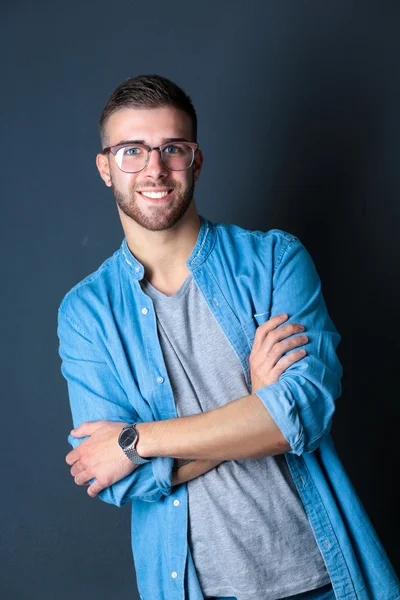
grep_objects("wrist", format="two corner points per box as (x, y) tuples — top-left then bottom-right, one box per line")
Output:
(135, 422), (154, 458)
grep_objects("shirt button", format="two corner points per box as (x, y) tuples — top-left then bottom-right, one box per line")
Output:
(157, 376), (164, 384)
(173, 499), (180, 506)
(171, 571), (178, 579)
(141, 308), (149, 315)
(135, 266), (140, 272)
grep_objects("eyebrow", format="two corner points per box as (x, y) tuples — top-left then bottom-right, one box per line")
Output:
(114, 137), (191, 146)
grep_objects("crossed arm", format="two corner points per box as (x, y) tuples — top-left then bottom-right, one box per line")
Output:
(60, 237), (342, 503)
(67, 420), (229, 493)
(65, 392), (290, 497)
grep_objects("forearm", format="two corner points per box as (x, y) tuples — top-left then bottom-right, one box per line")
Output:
(136, 392), (290, 461)
(171, 459), (225, 486)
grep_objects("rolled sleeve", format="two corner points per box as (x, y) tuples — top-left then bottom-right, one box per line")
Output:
(57, 307), (173, 506)
(254, 236), (343, 455)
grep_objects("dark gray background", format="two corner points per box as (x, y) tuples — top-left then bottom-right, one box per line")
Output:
(1, 1), (399, 598)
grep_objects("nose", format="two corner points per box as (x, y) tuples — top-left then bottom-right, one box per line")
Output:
(143, 147), (169, 179)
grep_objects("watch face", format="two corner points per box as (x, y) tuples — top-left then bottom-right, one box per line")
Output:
(119, 427), (137, 449)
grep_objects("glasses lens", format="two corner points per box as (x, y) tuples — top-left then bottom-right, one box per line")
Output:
(161, 143), (194, 170)
(116, 145), (147, 173)
(115, 143), (194, 172)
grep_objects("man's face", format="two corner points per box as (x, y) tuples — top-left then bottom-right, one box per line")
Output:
(97, 106), (203, 232)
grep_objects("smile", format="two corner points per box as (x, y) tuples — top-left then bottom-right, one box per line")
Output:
(139, 190), (172, 199)
(138, 189), (174, 204)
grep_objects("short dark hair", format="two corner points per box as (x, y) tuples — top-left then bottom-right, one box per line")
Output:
(99, 74), (198, 148)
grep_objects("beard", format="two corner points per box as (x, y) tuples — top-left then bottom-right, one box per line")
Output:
(111, 171), (195, 232)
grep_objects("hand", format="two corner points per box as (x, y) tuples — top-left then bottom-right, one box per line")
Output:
(65, 420), (137, 498)
(249, 313), (308, 393)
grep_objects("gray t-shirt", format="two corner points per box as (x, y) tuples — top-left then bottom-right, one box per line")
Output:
(140, 274), (331, 600)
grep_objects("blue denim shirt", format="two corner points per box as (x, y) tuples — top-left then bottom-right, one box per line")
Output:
(57, 215), (400, 600)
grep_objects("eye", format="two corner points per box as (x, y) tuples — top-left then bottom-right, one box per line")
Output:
(123, 146), (143, 156)
(163, 144), (180, 154)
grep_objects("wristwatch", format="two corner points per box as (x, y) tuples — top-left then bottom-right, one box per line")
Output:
(118, 423), (151, 465)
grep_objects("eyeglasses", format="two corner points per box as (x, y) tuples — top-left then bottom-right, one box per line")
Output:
(102, 141), (199, 173)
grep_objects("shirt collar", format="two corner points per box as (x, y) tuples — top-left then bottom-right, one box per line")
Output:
(120, 214), (216, 280)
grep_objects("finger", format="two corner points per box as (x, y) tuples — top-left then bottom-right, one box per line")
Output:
(74, 470), (92, 486)
(252, 313), (288, 354)
(70, 420), (106, 438)
(87, 480), (104, 498)
(275, 334), (309, 358)
(270, 336), (308, 368)
(251, 327), (306, 372)
(259, 324), (305, 359)
(70, 462), (85, 477)
(253, 338), (308, 383)
(266, 322), (305, 346)
(273, 349), (307, 375)
(66, 450), (80, 466)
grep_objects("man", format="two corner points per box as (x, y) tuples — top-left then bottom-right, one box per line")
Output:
(58, 74), (399, 600)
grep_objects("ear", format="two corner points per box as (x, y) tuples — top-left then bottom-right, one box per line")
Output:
(193, 148), (204, 183)
(96, 153), (112, 187)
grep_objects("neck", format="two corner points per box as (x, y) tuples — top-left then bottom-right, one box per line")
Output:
(120, 203), (201, 283)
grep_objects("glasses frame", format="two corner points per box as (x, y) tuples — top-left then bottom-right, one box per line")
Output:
(102, 141), (199, 173)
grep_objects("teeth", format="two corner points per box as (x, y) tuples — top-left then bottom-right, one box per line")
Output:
(141, 191), (170, 199)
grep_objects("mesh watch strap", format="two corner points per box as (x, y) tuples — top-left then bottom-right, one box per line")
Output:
(130, 422), (151, 464)
(124, 444), (151, 464)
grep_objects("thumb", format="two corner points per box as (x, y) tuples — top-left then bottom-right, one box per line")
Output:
(71, 420), (106, 437)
